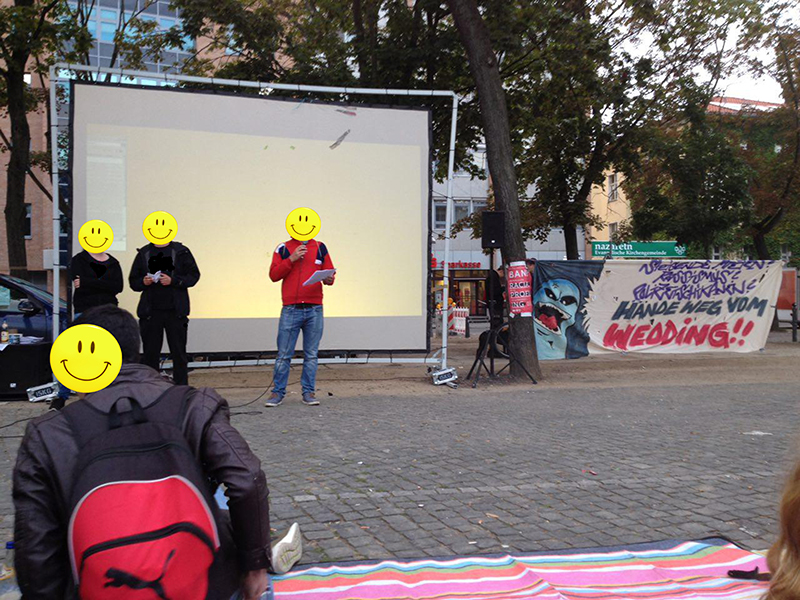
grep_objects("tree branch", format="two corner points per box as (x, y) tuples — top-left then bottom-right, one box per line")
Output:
(754, 206), (785, 234)
(31, 0), (62, 43)
(0, 128), (70, 215)
(776, 34), (800, 205)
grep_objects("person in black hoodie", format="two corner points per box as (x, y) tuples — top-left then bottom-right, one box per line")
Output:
(129, 239), (200, 385)
(70, 249), (124, 313)
(53, 248), (124, 409)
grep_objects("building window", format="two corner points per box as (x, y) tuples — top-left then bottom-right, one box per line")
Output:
(434, 202), (447, 229)
(607, 173), (619, 202)
(433, 200), (482, 230)
(68, 0), (192, 72)
(781, 243), (791, 264)
(608, 222), (618, 239)
(712, 246), (722, 260)
(224, 24), (239, 55)
(454, 202), (470, 223)
(99, 21), (116, 42)
(472, 200), (487, 214)
(24, 204), (32, 239)
(476, 144), (487, 175)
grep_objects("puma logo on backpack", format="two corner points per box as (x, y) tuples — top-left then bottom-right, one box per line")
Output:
(104, 549), (175, 598)
(63, 386), (220, 599)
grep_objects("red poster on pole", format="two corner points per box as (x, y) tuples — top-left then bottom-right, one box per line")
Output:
(506, 261), (532, 317)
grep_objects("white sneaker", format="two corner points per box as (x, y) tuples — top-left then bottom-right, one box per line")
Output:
(271, 522), (303, 574)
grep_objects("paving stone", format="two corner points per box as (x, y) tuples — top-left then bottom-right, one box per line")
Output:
(0, 379), (793, 564)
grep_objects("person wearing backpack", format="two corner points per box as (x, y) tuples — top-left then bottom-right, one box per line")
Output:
(129, 237), (200, 385)
(12, 305), (298, 599)
(53, 245), (125, 409)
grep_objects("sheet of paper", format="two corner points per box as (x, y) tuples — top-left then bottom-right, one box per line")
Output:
(303, 269), (336, 287)
(147, 270), (162, 283)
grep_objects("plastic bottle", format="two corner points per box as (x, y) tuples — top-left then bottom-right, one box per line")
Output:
(0, 542), (20, 599)
(0, 319), (8, 344)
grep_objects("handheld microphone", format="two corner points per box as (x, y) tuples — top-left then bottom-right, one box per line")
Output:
(300, 239), (309, 259)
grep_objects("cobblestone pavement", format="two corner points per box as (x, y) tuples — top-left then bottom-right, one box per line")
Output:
(250, 381), (796, 563)
(1, 365), (797, 565)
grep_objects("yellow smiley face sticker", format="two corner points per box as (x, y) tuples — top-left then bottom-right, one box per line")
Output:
(143, 211), (178, 244)
(50, 324), (122, 393)
(78, 220), (114, 253)
(286, 208), (321, 241)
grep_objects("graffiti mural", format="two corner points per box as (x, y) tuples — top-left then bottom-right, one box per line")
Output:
(533, 261), (604, 359)
(532, 260), (783, 359)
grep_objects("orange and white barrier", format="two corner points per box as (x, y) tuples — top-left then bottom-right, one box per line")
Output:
(452, 307), (469, 335)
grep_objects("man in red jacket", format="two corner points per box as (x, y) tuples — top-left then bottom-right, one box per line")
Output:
(267, 209), (335, 407)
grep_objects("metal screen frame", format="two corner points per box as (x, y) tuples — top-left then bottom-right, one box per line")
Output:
(49, 63), (459, 368)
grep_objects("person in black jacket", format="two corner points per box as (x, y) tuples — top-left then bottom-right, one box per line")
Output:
(13, 305), (280, 599)
(485, 265), (505, 329)
(53, 248), (125, 409)
(70, 249), (124, 313)
(128, 240), (200, 385)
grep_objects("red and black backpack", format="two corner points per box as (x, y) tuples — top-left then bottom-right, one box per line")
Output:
(62, 386), (220, 600)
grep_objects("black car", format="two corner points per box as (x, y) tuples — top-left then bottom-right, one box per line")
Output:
(0, 274), (68, 341)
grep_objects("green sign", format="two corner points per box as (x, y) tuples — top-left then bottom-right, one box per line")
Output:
(591, 241), (686, 258)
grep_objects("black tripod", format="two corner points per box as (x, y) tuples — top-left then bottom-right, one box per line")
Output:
(468, 211), (537, 388)
(466, 319), (538, 388)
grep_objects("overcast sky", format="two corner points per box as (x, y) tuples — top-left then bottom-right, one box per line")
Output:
(717, 70), (784, 104)
(712, 33), (787, 104)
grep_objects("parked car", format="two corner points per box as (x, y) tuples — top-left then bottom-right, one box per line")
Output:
(0, 274), (68, 341)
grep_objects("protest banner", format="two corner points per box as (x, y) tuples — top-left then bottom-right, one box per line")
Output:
(532, 260), (782, 359)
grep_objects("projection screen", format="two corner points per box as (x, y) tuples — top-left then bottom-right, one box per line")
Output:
(70, 82), (431, 353)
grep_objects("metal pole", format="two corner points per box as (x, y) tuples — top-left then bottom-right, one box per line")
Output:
(441, 95), (459, 369)
(54, 63), (457, 98)
(49, 65), (61, 340)
(792, 303), (797, 343)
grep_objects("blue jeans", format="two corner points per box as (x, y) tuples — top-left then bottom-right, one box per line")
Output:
(272, 305), (324, 398)
(57, 312), (82, 400)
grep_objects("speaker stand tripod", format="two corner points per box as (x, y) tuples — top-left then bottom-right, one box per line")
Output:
(466, 321), (538, 388)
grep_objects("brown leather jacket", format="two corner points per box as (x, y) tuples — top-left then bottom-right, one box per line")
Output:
(12, 363), (272, 599)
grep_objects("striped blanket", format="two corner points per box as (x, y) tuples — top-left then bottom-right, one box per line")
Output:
(274, 538), (768, 599)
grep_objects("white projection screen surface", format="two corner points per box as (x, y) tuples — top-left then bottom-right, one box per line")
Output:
(71, 83), (431, 353)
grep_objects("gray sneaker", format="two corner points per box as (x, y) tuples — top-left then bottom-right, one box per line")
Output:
(264, 393), (283, 408)
(271, 522), (303, 574)
(302, 392), (319, 406)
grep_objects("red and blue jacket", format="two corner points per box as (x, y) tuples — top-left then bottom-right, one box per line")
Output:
(269, 239), (334, 305)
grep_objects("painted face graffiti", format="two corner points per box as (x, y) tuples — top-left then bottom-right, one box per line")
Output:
(533, 278), (581, 360)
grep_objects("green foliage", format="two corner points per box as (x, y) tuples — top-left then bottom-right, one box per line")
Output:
(767, 211), (800, 269)
(0, 0), (80, 109)
(623, 84), (754, 257)
(175, 0), (286, 81)
(211, 0), (771, 253)
(506, 0), (771, 246)
(624, 17), (800, 261)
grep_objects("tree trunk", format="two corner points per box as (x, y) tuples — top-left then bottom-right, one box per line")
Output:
(352, 0), (369, 85)
(752, 231), (771, 261)
(752, 226), (782, 331)
(4, 66), (32, 278)
(563, 221), (580, 260)
(751, 207), (784, 261)
(447, 0), (542, 381)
